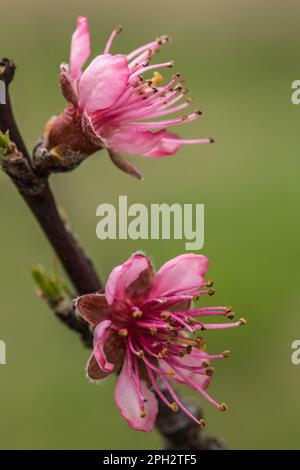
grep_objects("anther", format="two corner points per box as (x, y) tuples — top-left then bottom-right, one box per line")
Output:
(186, 316), (196, 326)
(222, 350), (231, 358)
(208, 289), (215, 296)
(186, 97), (193, 103)
(140, 411), (146, 418)
(196, 335), (205, 344)
(225, 307), (233, 313)
(157, 35), (170, 45)
(166, 325), (176, 333)
(174, 85), (183, 92)
(201, 360), (210, 368)
(239, 318), (247, 326)
(150, 327), (158, 336)
(178, 349), (186, 358)
(199, 419), (206, 428)
(160, 311), (170, 321)
(167, 60), (175, 68)
(115, 25), (122, 34)
(167, 369), (175, 376)
(226, 312), (235, 320)
(209, 137), (215, 143)
(118, 328), (128, 337)
(132, 309), (143, 318)
(185, 345), (192, 354)
(206, 367), (215, 377)
(169, 329), (179, 338)
(194, 109), (202, 115)
(219, 403), (228, 412)
(205, 280), (214, 287)
(172, 72), (181, 79)
(137, 350), (145, 358)
(170, 402), (178, 412)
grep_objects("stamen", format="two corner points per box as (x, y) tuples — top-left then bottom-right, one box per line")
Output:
(226, 312), (235, 320)
(118, 328), (128, 337)
(160, 311), (170, 320)
(170, 402), (178, 412)
(160, 376), (203, 425)
(223, 350), (231, 358)
(132, 308), (143, 318)
(103, 25), (122, 54)
(219, 403), (228, 412)
(202, 360), (210, 368)
(130, 61), (174, 80)
(206, 367), (215, 377)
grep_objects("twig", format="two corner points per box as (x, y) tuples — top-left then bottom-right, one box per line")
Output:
(0, 58), (101, 295)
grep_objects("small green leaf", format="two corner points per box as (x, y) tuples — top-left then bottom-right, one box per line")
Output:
(31, 263), (70, 302)
(0, 130), (10, 155)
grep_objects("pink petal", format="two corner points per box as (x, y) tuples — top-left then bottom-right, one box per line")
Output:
(104, 127), (166, 156)
(93, 320), (115, 373)
(70, 16), (91, 80)
(86, 353), (111, 382)
(150, 254), (209, 298)
(142, 131), (182, 158)
(76, 293), (112, 326)
(79, 54), (130, 113)
(115, 358), (158, 432)
(105, 253), (153, 305)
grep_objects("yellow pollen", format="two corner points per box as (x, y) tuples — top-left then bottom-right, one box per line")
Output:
(160, 311), (170, 320)
(226, 312), (235, 320)
(167, 369), (175, 376)
(118, 328), (128, 337)
(186, 316), (196, 326)
(225, 306), (233, 313)
(170, 402), (178, 412)
(150, 327), (158, 336)
(201, 360), (210, 368)
(219, 403), (228, 412)
(132, 309), (143, 318)
(206, 367), (215, 377)
(150, 71), (164, 85)
(140, 411), (146, 418)
(223, 350), (231, 358)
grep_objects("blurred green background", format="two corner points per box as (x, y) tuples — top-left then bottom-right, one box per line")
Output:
(0, 0), (299, 450)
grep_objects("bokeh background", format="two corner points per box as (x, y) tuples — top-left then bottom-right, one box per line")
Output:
(0, 0), (299, 450)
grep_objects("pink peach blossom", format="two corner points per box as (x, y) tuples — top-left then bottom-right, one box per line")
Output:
(76, 253), (245, 432)
(46, 17), (213, 179)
